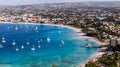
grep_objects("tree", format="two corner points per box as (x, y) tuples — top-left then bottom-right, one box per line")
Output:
(73, 21), (81, 28)
(40, 21), (45, 24)
(85, 61), (98, 67)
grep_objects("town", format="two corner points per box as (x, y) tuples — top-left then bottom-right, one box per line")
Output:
(0, 1), (120, 67)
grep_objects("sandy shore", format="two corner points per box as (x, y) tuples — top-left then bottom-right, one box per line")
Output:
(0, 22), (108, 67)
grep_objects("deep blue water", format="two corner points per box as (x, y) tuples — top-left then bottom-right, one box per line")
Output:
(0, 22), (98, 67)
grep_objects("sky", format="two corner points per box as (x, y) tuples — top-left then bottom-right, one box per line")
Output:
(0, 0), (119, 5)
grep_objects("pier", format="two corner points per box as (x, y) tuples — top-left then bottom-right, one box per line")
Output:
(79, 44), (108, 48)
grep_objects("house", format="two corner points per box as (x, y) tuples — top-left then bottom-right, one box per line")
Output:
(116, 38), (120, 45)
(109, 38), (116, 47)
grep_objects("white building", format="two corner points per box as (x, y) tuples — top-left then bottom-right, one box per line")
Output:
(116, 38), (120, 45)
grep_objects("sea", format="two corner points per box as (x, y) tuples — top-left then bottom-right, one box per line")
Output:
(0, 22), (98, 67)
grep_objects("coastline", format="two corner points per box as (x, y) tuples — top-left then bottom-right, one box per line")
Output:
(0, 22), (107, 67)
(40, 24), (108, 67)
(51, 24), (107, 67)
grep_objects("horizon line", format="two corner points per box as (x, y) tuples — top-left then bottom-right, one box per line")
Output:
(0, 1), (120, 6)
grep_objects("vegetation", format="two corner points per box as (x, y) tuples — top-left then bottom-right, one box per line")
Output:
(40, 21), (45, 24)
(85, 61), (99, 67)
(85, 46), (120, 67)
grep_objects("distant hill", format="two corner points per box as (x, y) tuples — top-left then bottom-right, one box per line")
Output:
(0, 1), (120, 8)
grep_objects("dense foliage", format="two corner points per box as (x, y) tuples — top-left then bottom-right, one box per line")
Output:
(85, 46), (120, 67)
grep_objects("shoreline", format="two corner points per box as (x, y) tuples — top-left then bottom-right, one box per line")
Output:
(37, 23), (108, 67)
(52, 24), (108, 67)
(49, 24), (107, 67)
(0, 22), (107, 67)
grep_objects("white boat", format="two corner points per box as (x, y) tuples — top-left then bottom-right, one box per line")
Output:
(15, 27), (18, 30)
(2, 36), (6, 43)
(61, 41), (64, 44)
(26, 25), (28, 28)
(26, 42), (29, 45)
(26, 39), (30, 45)
(38, 41), (40, 43)
(85, 44), (92, 48)
(21, 45), (24, 49)
(36, 30), (39, 33)
(12, 40), (16, 45)
(60, 44), (62, 47)
(7, 27), (10, 29)
(31, 45), (35, 51)
(47, 37), (50, 42)
(35, 26), (38, 30)
(59, 31), (62, 34)
(40, 39), (43, 42)
(38, 45), (41, 48)
(16, 48), (19, 51)
(2, 39), (6, 43)
(10, 26), (13, 28)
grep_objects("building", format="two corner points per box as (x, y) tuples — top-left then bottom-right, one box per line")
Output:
(116, 38), (120, 45)
(110, 38), (116, 47)
(109, 38), (120, 47)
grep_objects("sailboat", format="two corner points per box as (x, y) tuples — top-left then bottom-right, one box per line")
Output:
(7, 27), (10, 29)
(10, 26), (13, 28)
(38, 41), (40, 43)
(38, 44), (41, 48)
(40, 39), (43, 42)
(12, 40), (16, 45)
(2, 39), (6, 43)
(21, 44), (24, 49)
(60, 44), (62, 47)
(26, 39), (30, 45)
(58, 31), (62, 34)
(47, 37), (50, 42)
(36, 30), (39, 33)
(16, 48), (19, 51)
(85, 43), (92, 48)
(60, 40), (64, 47)
(35, 26), (38, 30)
(2, 36), (6, 43)
(31, 45), (35, 51)
(15, 26), (18, 30)
(26, 25), (28, 28)
(61, 40), (64, 44)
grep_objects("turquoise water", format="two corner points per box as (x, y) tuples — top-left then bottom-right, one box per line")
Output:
(0, 23), (98, 67)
